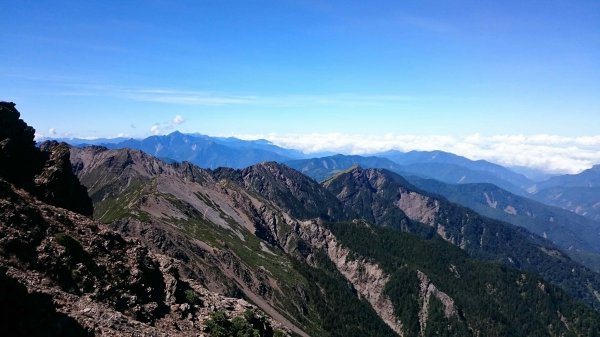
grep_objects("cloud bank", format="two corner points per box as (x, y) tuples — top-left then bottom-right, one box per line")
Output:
(235, 133), (600, 174)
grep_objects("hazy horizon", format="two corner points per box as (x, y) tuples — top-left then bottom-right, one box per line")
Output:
(35, 127), (597, 175)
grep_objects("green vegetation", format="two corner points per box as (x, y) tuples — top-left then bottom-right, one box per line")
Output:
(55, 233), (84, 255)
(91, 178), (151, 223)
(204, 310), (286, 337)
(324, 168), (600, 310)
(409, 178), (600, 272)
(290, 253), (397, 337)
(184, 289), (201, 305)
(326, 221), (600, 337)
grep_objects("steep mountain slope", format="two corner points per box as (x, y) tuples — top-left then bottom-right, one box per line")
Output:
(212, 162), (353, 222)
(323, 167), (600, 310)
(71, 146), (398, 337)
(0, 180), (290, 336)
(326, 221), (600, 337)
(0, 102), (291, 337)
(409, 178), (600, 272)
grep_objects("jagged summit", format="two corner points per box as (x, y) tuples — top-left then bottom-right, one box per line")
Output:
(0, 102), (92, 215)
(213, 161), (352, 222)
(0, 101), (42, 187)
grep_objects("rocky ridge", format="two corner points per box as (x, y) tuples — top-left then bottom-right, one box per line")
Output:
(0, 102), (291, 337)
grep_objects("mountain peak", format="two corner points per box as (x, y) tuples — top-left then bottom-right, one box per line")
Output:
(213, 161), (350, 222)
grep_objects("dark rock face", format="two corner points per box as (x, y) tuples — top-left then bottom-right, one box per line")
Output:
(36, 141), (93, 216)
(0, 102), (42, 188)
(0, 102), (92, 216)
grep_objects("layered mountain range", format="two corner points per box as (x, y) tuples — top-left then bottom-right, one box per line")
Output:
(287, 155), (600, 273)
(68, 145), (600, 336)
(66, 131), (600, 225)
(4, 102), (600, 336)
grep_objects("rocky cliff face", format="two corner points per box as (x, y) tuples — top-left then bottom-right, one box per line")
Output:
(0, 102), (41, 188)
(36, 141), (94, 216)
(289, 220), (406, 336)
(416, 270), (458, 335)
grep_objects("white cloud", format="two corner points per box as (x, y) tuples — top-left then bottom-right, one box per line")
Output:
(173, 115), (185, 125)
(234, 133), (600, 174)
(47, 82), (429, 107)
(49, 128), (57, 136)
(150, 125), (161, 135)
(123, 89), (256, 106)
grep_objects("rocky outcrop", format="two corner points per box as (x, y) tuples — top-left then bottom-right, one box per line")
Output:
(0, 176), (290, 336)
(290, 220), (405, 336)
(0, 102), (92, 216)
(416, 270), (459, 335)
(36, 141), (93, 216)
(0, 102), (41, 188)
(395, 192), (440, 227)
(322, 168), (416, 232)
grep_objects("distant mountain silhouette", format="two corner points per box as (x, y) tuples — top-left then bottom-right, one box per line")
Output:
(67, 131), (308, 169)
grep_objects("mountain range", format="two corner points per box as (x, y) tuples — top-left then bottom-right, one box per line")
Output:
(68, 144), (600, 335)
(287, 154), (600, 271)
(4, 102), (600, 336)
(63, 131), (600, 265)
(529, 165), (600, 222)
(61, 131), (308, 169)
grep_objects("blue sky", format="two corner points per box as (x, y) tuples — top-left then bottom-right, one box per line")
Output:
(1, 0), (600, 172)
